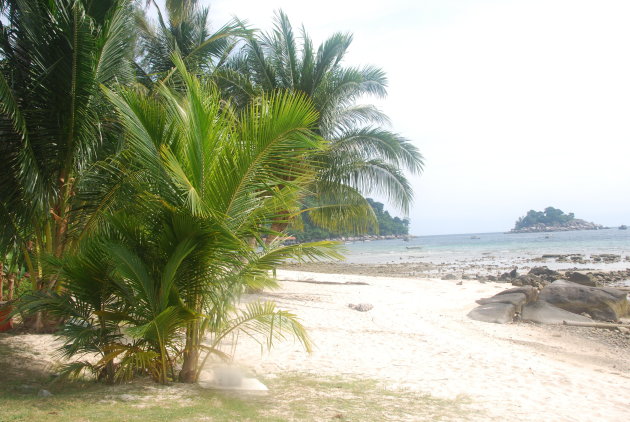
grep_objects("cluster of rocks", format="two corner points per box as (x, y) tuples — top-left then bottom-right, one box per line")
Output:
(444, 266), (630, 289)
(510, 219), (605, 233)
(468, 279), (629, 325)
(538, 253), (627, 265)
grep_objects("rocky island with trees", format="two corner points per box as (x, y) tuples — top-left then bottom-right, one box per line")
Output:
(510, 207), (605, 233)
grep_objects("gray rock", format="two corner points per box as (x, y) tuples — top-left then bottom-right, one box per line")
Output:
(467, 302), (517, 324)
(38, 389), (53, 398)
(528, 266), (561, 282)
(441, 274), (457, 280)
(564, 271), (597, 287)
(512, 274), (546, 289)
(348, 303), (373, 312)
(539, 280), (629, 321)
(476, 293), (527, 312)
(495, 286), (539, 303)
(521, 301), (593, 325)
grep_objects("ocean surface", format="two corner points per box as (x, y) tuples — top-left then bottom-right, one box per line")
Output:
(337, 228), (630, 270)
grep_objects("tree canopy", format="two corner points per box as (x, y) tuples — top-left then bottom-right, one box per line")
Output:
(290, 198), (409, 242)
(513, 207), (576, 230)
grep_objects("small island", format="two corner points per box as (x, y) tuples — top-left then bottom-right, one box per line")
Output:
(510, 206), (604, 233)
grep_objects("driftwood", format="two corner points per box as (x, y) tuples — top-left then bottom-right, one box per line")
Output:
(290, 279), (369, 286)
(562, 320), (627, 330)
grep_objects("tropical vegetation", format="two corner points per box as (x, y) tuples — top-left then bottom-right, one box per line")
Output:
(513, 207), (577, 230)
(0, 0), (422, 385)
(291, 198), (410, 242)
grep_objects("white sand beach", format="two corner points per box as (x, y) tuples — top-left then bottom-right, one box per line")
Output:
(235, 270), (629, 422)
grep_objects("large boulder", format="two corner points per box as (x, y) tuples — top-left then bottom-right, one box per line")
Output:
(521, 301), (593, 325)
(564, 271), (597, 287)
(539, 280), (629, 321)
(495, 285), (539, 303)
(477, 293), (527, 312)
(467, 302), (517, 324)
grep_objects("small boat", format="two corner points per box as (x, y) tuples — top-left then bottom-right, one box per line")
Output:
(406, 246), (423, 250)
(470, 236), (481, 240)
(619, 225), (627, 230)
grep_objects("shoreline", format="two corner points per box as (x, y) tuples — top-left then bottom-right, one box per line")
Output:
(281, 260), (630, 287)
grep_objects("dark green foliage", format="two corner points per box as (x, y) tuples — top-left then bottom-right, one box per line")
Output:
(290, 198), (409, 241)
(514, 206), (576, 230)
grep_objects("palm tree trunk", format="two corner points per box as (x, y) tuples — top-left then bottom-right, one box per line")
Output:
(266, 212), (290, 245)
(179, 320), (200, 383)
(7, 274), (15, 301)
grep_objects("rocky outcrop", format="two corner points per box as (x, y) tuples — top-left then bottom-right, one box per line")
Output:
(496, 286), (539, 302)
(564, 271), (597, 287)
(510, 219), (605, 233)
(512, 274), (546, 289)
(539, 280), (629, 321)
(468, 286), (538, 324)
(521, 301), (593, 325)
(528, 266), (561, 283)
(468, 302), (518, 324)
(468, 280), (630, 324)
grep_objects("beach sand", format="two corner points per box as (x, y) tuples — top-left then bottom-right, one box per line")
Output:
(234, 270), (629, 422)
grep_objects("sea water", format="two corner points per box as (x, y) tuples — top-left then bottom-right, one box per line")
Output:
(338, 228), (630, 270)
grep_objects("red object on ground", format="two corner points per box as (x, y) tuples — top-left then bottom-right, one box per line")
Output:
(0, 302), (13, 332)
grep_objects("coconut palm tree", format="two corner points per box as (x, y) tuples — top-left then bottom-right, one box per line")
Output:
(22, 57), (339, 384)
(217, 11), (424, 233)
(135, 0), (247, 83)
(0, 0), (136, 318)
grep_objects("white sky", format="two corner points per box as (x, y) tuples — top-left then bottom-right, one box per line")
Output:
(201, 0), (630, 235)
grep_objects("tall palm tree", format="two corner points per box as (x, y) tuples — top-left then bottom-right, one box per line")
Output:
(0, 0), (135, 315)
(135, 0), (247, 83)
(217, 11), (424, 233)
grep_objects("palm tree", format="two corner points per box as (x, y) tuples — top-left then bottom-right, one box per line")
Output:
(135, 0), (247, 83)
(22, 57), (340, 384)
(217, 11), (424, 234)
(0, 0), (136, 324)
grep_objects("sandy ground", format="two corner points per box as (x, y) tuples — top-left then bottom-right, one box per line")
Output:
(234, 270), (629, 422)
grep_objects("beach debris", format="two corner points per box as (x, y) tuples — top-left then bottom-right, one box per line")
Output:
(539, 280), (629, 321)
(561, 320), (629, 330)
(348, 303), (373, 312)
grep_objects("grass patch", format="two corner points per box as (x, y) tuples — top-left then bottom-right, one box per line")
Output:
(0, 334), (480, 421)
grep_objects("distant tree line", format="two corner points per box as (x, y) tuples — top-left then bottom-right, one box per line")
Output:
(514, 207), (576, 230)
(290, 198), (410, 241)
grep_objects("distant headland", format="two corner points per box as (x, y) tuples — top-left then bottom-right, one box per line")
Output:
(509, 206), (605, 233)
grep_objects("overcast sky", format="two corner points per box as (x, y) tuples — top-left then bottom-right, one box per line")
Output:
(197, 0), (630, 235)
